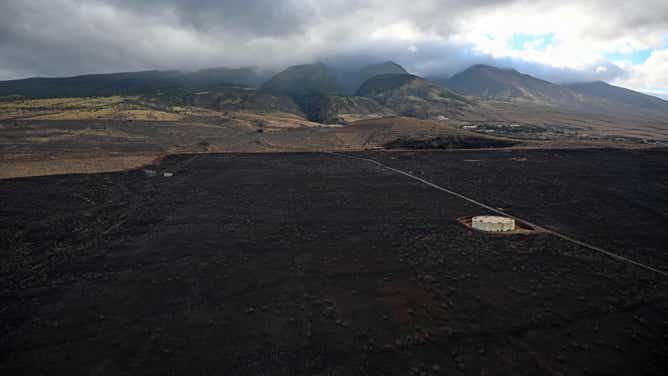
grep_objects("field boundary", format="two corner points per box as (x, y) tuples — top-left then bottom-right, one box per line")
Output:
(330, 152), (668, 277)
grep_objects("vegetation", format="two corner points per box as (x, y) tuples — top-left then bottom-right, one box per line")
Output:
(142, 86), (305, 117)
(296, 94), (395, 123)
(0, 96), (184, 121)
(2, 61), (667, 129)
(356, 74), (472, 119)
(384, 136), (517, 149)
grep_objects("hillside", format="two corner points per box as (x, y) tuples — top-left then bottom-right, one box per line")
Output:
(297, 95), (395, 123)
(443, 65), (583, 108)
(261, 63), (405, 122)
(357, 74), (473, 119)
(4, 62), (668, 125)
(442, 65), (668, 118)
(347, 116), (518, 149)
(0, 68), (266, 99)
(359, 61), (407, 80)
(0, 96), (185, 121)
(260, 63), (343, 98)
(338, 61), (409, 94)
(143, 87), (305, 117)
(566, 81), (668, 114)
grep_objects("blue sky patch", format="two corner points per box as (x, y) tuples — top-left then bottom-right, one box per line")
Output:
(604, 49), (652, 64)
(508, 33), (554, 51)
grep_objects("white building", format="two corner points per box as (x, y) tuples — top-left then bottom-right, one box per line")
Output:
(472, 216), (516, 232)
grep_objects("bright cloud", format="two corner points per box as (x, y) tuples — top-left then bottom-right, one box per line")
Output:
(613, 48), (668, 98)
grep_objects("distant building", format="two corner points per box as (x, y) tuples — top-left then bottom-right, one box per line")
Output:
(472, 216), (515, 232)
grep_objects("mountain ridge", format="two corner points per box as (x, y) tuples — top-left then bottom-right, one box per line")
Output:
(357, 73), (473, 119)
(2, 62), (667, 120)
(442, 64), (583, 108)
(565, 81), (668, 113)
(0, 68), (267, 99)
(260, 62), (409, 122)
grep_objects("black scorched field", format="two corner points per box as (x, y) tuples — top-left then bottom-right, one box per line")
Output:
(1, 149), (668, 375)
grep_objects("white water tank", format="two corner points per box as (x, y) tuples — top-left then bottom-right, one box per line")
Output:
(472, 216), (516, 232)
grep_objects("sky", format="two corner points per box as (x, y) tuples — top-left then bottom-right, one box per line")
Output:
(0, 0), (667, 98)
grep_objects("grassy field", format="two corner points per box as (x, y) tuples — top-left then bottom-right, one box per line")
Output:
(0, 96), (185, 121)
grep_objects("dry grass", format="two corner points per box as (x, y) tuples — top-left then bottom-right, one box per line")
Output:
(0, 96), (184, 121)
(230, 111), (321, 129)
(0, 155), (160, 179)
(22, 128), (138, 143)
(468, 101), (668, 141)
(0, 113), (653, 179)
(29, 109), (183, 121)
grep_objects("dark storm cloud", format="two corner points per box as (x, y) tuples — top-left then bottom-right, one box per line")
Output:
(105, 0), (317, 37)
(0, 0), (660, 87)
(0, 0), (523, 79)
(0, 1), (353, 77)
(581, 0), (668, 39)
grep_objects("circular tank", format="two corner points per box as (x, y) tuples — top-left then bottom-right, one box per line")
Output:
(471, 216), (516, 232)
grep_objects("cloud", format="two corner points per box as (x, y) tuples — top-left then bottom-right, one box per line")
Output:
(0, 0), (666, 94)
(613, 48), (668, 98)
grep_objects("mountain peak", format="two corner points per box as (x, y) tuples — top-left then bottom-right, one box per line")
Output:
(356, 74), (421, 96)
(359, 61), (408, 76)
(469, 64), (494, 69)
(284, 62), (329, 71)
(463, 65), (525, 78)
(356, 73), (471, 119)
(362, 61), (406, 71)
(333, 61), (409, 95)
(261, 63), (343, 97)
(445, 64), (576, 106)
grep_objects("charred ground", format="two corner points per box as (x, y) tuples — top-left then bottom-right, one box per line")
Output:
(1, 150), (667, 375)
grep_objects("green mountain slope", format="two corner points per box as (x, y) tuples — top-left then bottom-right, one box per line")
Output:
(297, 95), (395, 123)
(357, 74), (473, 119)
(261, 63), (401, 122)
